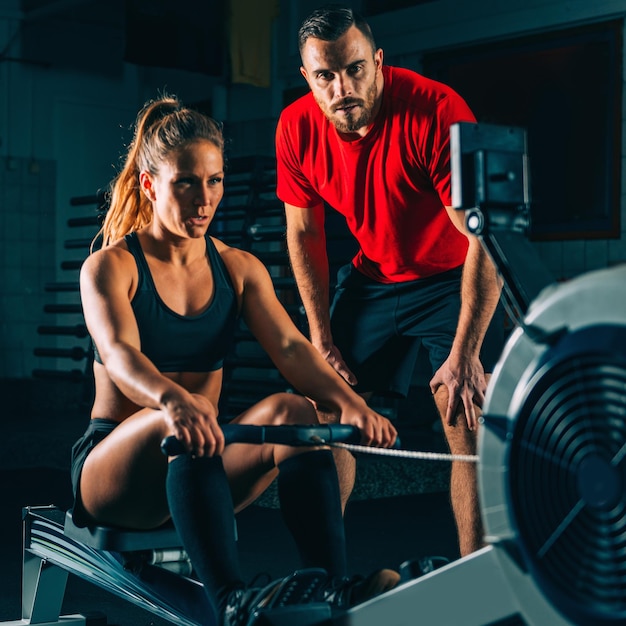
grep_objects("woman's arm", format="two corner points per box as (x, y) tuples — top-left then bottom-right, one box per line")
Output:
(80, 247), (225, 455)
(81, 247), (173, 407)
(229, 248), (396, 447)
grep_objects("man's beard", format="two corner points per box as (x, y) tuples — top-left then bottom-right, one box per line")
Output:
(319, 80), (378, 134)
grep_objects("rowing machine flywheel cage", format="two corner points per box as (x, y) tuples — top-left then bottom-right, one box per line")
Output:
(479, 265), (626, 626)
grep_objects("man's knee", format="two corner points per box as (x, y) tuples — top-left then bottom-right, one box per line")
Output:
(432, 387), (479, 451)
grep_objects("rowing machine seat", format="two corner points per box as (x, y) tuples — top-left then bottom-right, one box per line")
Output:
(63, 509), (182, 552)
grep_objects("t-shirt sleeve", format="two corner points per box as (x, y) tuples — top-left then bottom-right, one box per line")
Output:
(427, 92), (476, 207)
(275, 113), (323, 209)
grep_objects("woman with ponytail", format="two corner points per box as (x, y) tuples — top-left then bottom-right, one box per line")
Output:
(71, 94), (399, 625)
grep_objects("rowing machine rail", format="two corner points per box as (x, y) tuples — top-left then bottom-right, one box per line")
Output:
(1, 424), (373, 626)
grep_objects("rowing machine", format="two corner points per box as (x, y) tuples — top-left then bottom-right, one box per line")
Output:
(328, 122), (626, 625)
(1, 424), (374, 626)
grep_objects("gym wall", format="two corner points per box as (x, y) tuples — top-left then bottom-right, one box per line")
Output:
(0, 0), (625, 381)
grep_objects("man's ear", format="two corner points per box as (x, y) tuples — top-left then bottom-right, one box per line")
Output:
(139, 171), (156, 202)
(374, 48), (383, 71)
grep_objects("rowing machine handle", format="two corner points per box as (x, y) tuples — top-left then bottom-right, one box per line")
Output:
(160, 424), (400, 456)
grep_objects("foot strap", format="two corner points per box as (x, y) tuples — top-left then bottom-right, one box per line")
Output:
(248, 568), (331, 626)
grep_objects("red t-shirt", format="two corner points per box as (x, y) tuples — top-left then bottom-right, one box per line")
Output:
(275, 65), (476, 283)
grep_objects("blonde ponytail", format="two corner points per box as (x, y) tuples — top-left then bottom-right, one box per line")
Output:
(93, 95), (224, 250)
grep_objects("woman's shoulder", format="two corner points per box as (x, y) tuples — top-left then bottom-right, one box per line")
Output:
(211, 236), (259, 265)
(81, 237), (135, 279)
(211, 237), (269, 281)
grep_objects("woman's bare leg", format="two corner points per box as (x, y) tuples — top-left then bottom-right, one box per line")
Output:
(222, 392), (325, 509)
(78, 392), (327, 527)
(314, 405), (356, 514)
(223, 393), (347, 576)
(79, 409), (171, 528)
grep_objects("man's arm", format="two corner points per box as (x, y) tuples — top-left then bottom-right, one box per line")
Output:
(430, 206), (502, 430)
(284, 201), (357, 385)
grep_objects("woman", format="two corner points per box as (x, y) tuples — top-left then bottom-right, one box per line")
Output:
(71, 95), (398, 626)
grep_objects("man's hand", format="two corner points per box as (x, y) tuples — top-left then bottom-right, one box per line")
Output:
(430, 354), (487, 431)
(315, 342), (359, 387)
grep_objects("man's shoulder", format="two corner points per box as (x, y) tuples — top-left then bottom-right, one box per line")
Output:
(387, 66), (472, 119)
(385, 65), (466, 113)
(276, 92), (327, 155)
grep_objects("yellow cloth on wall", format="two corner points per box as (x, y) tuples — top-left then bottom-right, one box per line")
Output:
(229, 0), (280, 88)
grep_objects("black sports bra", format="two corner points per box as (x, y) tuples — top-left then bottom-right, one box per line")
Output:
(92, 233), (238, 372)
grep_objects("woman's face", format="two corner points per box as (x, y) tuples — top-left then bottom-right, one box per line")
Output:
(140, 139), (224, 239)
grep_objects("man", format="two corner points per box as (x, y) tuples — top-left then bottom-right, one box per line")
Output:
(275, 4), (503, 557)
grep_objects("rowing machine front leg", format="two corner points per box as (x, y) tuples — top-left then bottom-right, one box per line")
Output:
(1, 507), (94, 626)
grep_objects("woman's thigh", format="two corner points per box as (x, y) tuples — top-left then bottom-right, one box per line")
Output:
(80, 394), (325, 523)
(79, 409), (170, 529)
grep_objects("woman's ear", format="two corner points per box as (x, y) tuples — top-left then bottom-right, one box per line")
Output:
(139, 171), (156, 202)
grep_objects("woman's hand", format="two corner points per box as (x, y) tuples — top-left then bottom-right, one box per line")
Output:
(339, 400), (398, 448)
(161, 391), (225, 456)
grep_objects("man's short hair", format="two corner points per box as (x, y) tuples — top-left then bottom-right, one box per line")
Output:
(298, 4), (377, 53)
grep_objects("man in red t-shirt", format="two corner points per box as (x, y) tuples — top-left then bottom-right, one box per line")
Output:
(275, 5), (502, 557)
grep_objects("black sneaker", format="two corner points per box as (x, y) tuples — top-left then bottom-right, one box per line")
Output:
(222, 568), (328, 626)
(222, 584), (276, 626)
(320, 568), (400, 609)
(399, 556), (450, 581)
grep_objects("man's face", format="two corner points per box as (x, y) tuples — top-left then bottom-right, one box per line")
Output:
(300, 25), (383, 137)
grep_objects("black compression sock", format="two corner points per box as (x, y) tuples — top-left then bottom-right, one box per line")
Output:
(277, 450), (347, 577)
(166, 454), (243, 617)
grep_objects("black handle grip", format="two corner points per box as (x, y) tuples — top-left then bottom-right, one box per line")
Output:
(160, 424), (400, 456)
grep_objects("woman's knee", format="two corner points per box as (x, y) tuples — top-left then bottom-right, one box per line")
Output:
(246, 392), (317, 426)
(272, 392), (318, 425)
